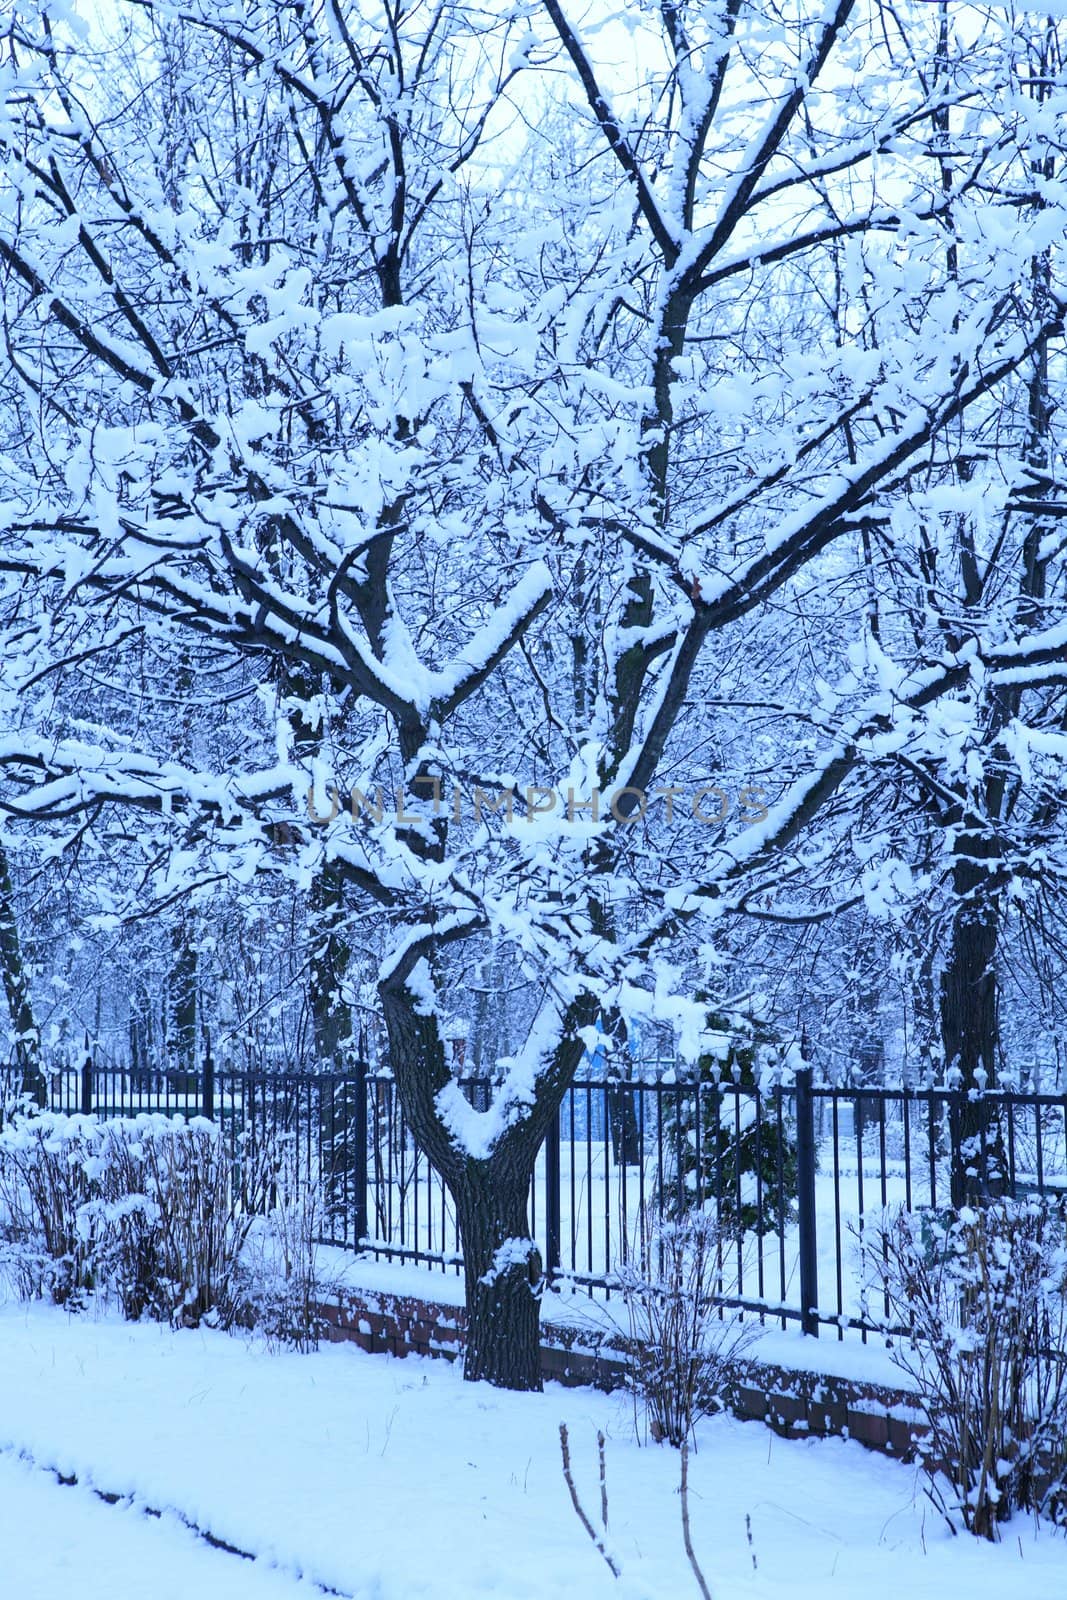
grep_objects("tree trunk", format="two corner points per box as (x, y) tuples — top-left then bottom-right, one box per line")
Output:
(309, 859), (353, 1067)
(454, 1159), (543, 1390)
(166, 913), (198, 1086)
(609, 1085), (641, 1166)
(309, 861), (359, 1223)
(939, 901), (999, 1094)
(939, 846), (1004, 1203)
(381, 945), (594, 1391)
(382, 967), (564, 1389)
(0, 842), (45, 1105)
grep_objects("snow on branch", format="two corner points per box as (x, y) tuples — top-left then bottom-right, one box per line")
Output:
(0, 736), (298, 823)
(429, 562), (553, 720)
(434, 998), (567, 1160)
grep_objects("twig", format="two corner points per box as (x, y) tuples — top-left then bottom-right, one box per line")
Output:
(598, 1429), (609, 1530)
(680, 1441), (712, 1600)
(558, 1423), (621, 1578)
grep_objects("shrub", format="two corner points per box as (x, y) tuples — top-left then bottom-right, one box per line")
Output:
(0, 1112), (277, 1326)
(240, 1147), (339, 1351)
(0, 1113), (98, 1303)
(661, 1009), (798, 1236)
(863, 1199), (1067, 1539)
(614, 1206), (758, 1446)
(90, 1117), (279, 1325)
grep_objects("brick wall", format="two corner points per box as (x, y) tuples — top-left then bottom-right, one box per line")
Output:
(319, 1285), (927, 1460)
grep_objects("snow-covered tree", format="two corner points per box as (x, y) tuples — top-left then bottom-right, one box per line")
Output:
(2, 0), (1067, 1386)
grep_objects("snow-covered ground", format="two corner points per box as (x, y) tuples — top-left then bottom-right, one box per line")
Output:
(0, 1298), (1062, 1599)
(0, 1451), (324, 1600)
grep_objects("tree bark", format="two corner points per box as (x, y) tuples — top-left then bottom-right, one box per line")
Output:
(454, 1160), (543, 1390)
(940, 840), (1004, 1203)
(166, 912), (197, 1082)
(309, 859), (353, 1068)
(609, 1085), (641, 1166)
(0, 841), (45, 1105)
(939, 893), (999, 1094)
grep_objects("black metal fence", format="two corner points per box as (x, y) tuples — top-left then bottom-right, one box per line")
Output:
(3, 1057), (1066, 1341)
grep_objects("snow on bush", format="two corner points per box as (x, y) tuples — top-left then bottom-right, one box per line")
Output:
(0, 1112), (333, 1344)
(614, 1206), (758, 1447)
(863, 1199), (1067, 1539)
(0, 1111), (96, 1304)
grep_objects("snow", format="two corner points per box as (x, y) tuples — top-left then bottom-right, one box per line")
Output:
(479, 1236), (539, 1285)
(0, 1452), (322, 1600)
(314, 1252), (915, 1393)
(323, 1252), (467, 1308)
(434, 997), (565, 1159)
(0, 1296), (1064, 1599)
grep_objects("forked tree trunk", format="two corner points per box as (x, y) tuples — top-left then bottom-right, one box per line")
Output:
(382, 971), (583, 1389)
(453, 1159), (543, 1390)
(381, 947), (594, 1390)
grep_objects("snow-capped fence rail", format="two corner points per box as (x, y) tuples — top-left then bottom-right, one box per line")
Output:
(2, 1056), (1065, 1344)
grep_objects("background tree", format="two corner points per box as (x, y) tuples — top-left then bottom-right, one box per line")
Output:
(662, 1004), (798, 1235)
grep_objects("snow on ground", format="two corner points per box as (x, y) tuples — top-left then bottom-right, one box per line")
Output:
(0, 1298), (1063, 1600)
(0, 1451), (325, 1600)
(323, 1251), (920, 1392)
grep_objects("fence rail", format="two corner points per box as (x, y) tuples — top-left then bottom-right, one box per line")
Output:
(3, 1058), (1065, 1342)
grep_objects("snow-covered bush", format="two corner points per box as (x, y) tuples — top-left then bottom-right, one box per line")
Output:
(0, 1113), (275, 1325)
(240, 1148), (340, 1351)
(660, 1010), (798, 1237)
(0, 1111), (340, 1345)
(863, 1200), (1067, 1539)
(615, 1207), (757, 1447)
(90, 1117), (278, 1325)
(0, 1113), (98, 1303)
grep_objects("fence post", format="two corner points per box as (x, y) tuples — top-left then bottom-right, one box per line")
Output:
(201, 1028), (215, 1122)
(80, 1036), (93, 1116)
(353, 1043), (368, 1247)
(948, 1083), (966, 1209)
(795, 1066), (819, 1337)
(545, 1106), (562, 1277)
